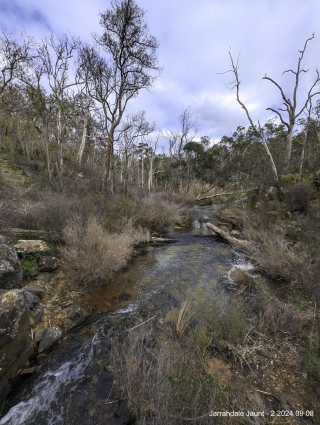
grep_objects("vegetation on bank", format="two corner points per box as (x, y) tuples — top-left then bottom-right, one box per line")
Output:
(1, 2), (320, 420)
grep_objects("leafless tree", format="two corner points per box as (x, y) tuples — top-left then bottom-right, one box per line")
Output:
(38, 33), (80, 184)
(0, 30), (32, 96)
(117, 111), (155, 195)
(145, 131), (161, 191)
(92, 0), (160, 196)
(164, 107), (197, 191)
(263, 34), (320, 170)
(76, 43), (97, 165)
(165, 107), (197, 162)
(298, 100), (313, 181)
(222, 50), (282, 198)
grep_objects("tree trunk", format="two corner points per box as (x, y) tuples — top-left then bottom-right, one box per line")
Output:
(206, 222), (249, 247)
(284, 126), (294, 170)
(102, 141), (112, 197)
(78, 94), (90, 165)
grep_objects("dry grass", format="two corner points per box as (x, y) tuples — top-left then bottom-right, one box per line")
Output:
(110, 323), (230, 425)
(174, 299), (194, 338)
(258, 301), (312, 341)
(244, 224), (301, 281)
(230, 267), (255, 292)
(61, 216), (133, 288)
(134, 193), (184, 233)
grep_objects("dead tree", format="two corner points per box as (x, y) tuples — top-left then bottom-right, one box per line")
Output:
(222, 50), (282, 199)
(38, 34), (80, 185)
(298, 100), (313, 181)
(263, 34), (320, 170)
(117, 111), (155, 196)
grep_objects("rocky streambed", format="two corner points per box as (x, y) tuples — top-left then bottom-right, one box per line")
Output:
(0, 207), (319, 424)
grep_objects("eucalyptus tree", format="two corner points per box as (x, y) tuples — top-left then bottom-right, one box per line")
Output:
(37, 33), (80, 184)
(91, 0), (160, 196)
(0, 29), (32, 99)
(164, 107), (197, 191)
(222, 50), (282, 199)
(117, 111), (155, 195)
(263, 34), (320, 170)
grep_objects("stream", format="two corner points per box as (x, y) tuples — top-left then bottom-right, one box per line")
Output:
(0, 206), (248, 425)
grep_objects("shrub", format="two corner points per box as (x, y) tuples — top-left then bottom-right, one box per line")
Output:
(61, 216), (133, 288)
(134, 193), (183, 233)
(204, 298), (248, 346)
(258, 301), (309, 340)
(286, 182), (316, 213)
(243, 224), (301, 281)
(110, 324), (230, 424)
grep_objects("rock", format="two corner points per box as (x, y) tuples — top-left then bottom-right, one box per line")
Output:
(38, 327), (62, 353)
(0, 290), (35, 381)
(0, 235), (23, 289)
(36, 353), (48, 364)
(19, 366), (38, 376)
(32, 305), (46, 325)
(23, 291), (40, 309)
(34, 328), (46, 343)
(37, 256), (57, 272)
(23, 284), (45, 298)
(118, 292), (132, 301)
(66, 304), (89, 329)
(0, 376), (11, 408)
(61, 300), (73, 308)
(14, 240), (50, 254)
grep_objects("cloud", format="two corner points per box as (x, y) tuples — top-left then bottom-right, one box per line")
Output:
(0, 0), (319, 141)
(0, 1), (52, 31)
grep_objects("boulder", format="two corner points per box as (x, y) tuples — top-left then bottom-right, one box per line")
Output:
(23, 291), (40, 310)
(32, 305), (46, 326)
(0, 376), (11, 409)
(0, 235), (23, 289)
(14, 240), (50, 254)
(65, 304), (89, 329)
(0, 290), (35, 381)
(23, 283), (45, 298)
(37, 256), (57, 272)
(38, 326), (62, 353)
(34, 328), (46, 343)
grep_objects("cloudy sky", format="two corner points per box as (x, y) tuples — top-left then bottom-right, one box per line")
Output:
(1, 0), (320, 144)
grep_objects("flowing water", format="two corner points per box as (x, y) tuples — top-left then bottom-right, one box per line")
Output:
(0, 207), (248, 425)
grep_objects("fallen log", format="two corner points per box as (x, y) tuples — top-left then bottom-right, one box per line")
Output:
(7, 228), (61, 242)
(196, 191), (236, 201)
(205, 222), (249, 247)
(151, 237), (179, 244)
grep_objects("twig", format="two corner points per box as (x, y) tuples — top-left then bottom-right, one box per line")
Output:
(255, 389), (272, 395)
(128, 314), (157, 331)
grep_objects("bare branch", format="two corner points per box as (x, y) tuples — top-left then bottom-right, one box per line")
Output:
(262, 76), (290, 106)
(266, 108), (290, 130)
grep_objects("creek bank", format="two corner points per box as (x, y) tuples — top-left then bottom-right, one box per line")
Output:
(0, 236), (91, 404)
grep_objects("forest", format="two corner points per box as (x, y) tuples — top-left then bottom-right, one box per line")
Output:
(1, 0), (320, 424)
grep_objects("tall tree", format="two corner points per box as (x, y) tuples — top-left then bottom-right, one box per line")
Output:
(222, 50), (282, 198)
(93, 0), (160, 196)
(263, 34), (320, 170)
(38, 34), (80, 184)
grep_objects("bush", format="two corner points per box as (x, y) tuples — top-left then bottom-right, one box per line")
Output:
(110, 324), (230, 424)
(204, 298), (248, 346)
(286, 182), (316, 213)
(61, 216), (133, 288)
(243, 224), (301, 281)
(134, 193), (183, 233)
